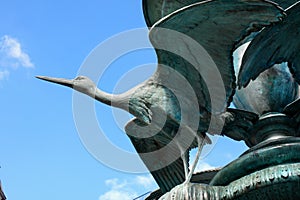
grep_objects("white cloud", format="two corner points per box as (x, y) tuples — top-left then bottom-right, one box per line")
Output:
(104, 178), (129, 190)
(0, 35), (34, 68)
(189, 149), (219, 173)
(0, 70), (9, 80)
(99, 175), (156, 200)
(99, 189), (137, 200)
(135, 175), (155, 188)
(99, 178), (137, 200)
(194, 161), (216, 173)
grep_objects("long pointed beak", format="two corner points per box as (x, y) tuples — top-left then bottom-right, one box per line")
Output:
(36, 76), (74, 88)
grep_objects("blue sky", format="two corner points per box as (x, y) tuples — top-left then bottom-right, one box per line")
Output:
(0, 1), (248, 199)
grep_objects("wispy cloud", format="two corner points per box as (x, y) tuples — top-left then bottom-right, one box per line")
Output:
(193, 160), (217, 173)
(189, 149), (219, 173)
(99, 178), (137, 200)
(0, 35), (34, 83)
(135, 175), (155, 188)
(99, 175), (156, 200)
(99, 161), (218, 200)
(0, 35), (34, 68)
(0, 70), (9, 80)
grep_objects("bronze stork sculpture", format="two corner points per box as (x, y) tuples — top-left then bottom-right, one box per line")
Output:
(37, 0), (286, 197)
(232, 1), (300, 118)
(142, 0), (298, 28)
(238, 1), (300, 89)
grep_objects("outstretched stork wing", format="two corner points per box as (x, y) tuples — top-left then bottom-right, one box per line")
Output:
(142, 0), (164, 27)
(142, 0), (203, 27)
(125, 0), (283, 194)
(274, 0), (299, 9)
(238, 2), (300, 87)
(149, 0), (284, 113)
(125, 118), (188, 193)
(142, 0), (293, 28)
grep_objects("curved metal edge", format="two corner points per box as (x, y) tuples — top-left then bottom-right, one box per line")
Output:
(142, 0), (164, 28)
(158, 163), (300, 199)
(221, 163), (300, 200)
(210, 138), (300, 186)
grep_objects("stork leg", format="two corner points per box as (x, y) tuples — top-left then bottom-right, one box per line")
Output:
(175, 139), (189, 179)
(176, 141), (190, 200)
(185, 135), (204, 184)
(180, 145), (189, 179)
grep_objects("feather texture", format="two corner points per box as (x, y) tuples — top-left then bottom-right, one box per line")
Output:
(142, 0), (291, 28)
(150, 0), (284, 112)
(238, 2), (300, 87)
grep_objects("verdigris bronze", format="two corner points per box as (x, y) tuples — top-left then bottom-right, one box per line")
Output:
(37, 0), (283, 195)
(142, 0), (298, 28)
(142, 0), (202, 27)
(234, 46), (298, 115)
(239, 2), (300, 89)
(161, 161), (300, 199)
(37, 0), (300, 199)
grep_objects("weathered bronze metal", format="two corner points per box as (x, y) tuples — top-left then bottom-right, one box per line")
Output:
(159, 129), (300, 199)
(38, 0), (300, 199)
(148, 1), (300, 199)
(38, 0), (285, 196)
(160, 163), (300, 200)
(233, 63), (299, 115)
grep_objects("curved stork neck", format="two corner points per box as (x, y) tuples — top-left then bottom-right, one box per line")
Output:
(93, 87), (129, 110)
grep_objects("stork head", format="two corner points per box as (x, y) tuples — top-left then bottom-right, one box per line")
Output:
(36, 75), (97, 97)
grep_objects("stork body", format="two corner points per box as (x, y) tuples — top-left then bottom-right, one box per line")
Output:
(37, 0), (284, 195)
